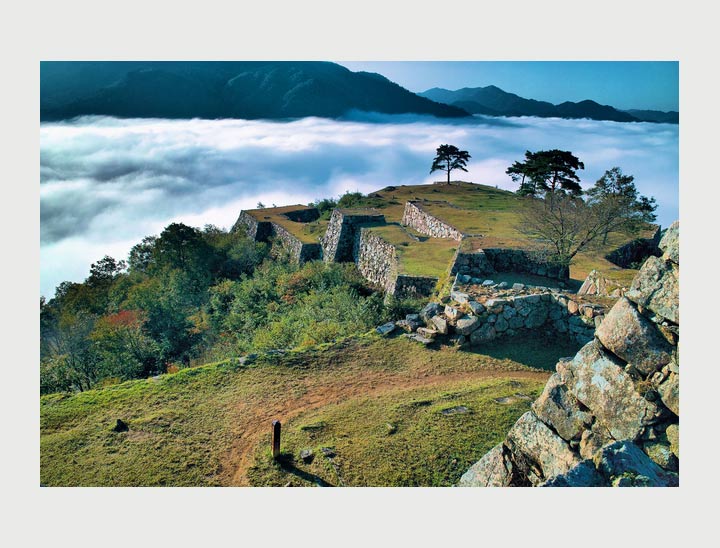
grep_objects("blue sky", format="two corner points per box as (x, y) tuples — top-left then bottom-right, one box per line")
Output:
(338, 61), (679, 112)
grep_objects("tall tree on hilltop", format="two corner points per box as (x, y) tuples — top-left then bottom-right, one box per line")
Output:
(585, 167), (658, 243)
(430, 144), (471, 184)
(506, 149), (584, 209)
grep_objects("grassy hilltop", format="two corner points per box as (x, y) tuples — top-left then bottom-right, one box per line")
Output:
(345, 181), (652, 285)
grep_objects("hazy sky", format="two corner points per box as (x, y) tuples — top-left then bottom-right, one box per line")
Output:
(40, 114), (678, 297)
(338, 62), (679, 112)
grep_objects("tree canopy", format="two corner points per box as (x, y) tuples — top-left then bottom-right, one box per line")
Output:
(506, 149), (584, 200)
(430, 144), (471, 184)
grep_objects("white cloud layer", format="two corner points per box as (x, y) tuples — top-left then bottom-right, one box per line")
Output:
(40, 114), (678, 297)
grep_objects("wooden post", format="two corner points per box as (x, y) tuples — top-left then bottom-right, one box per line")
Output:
(272, 420), (281, 459)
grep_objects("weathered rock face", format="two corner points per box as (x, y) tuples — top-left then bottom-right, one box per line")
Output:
(625, 256), (679, 324)
(505, 411), (581, 485)
(577, 269), (625, 297)
(460, 221), (679, 487)
(595, 297), (673, 375)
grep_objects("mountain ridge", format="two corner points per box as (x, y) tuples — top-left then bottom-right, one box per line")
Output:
(420, 85), (678, 124)
(40, 61), (469, 121)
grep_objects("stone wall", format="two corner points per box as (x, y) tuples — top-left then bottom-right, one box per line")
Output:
(450, 249), (497, 277)
(356, 229), (438, 298)
(605, 234), (661, 269)
(356, 228), (399, 293)
(392, 275), (438, 298)
(438, 291), (602, 347)
(232, 211), (272, 241)
(321, 209), (385, 263)
(271, 222), (321, 263)
(459, 221), (679, 487)
(401, 201), (464, 241)
(482, 248), (569, 280)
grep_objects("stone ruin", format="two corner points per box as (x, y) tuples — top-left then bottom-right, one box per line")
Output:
(458, 221), (679, 487)
(233, 199), (581, 299)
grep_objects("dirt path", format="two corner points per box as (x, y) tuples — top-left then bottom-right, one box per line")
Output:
(223, 367), (548, 486)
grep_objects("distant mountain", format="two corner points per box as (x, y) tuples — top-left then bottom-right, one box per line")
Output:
(40, 61), (469, 121)
(625, 109), (679, 124)
(420, 85), (678, 124)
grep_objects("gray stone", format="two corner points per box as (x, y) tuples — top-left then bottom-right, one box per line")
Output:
(540, 460), (607, 487)
(459, 274), (472, 284)
(320, 447), (336, 458)
(431, 315), (448, 335)
(509, 316), (525, 329)
(594, 441), (678, 486)
(405, 313), (421, 322)
(512, 283), (525, 290)
(451, 290), (470, 304)
(444, 305), (461, 321)
(625, 256), (679, 323)
(376, 322), (396, 336)
(455, 315), (481, 335)
(497, 282), (509, 289)
(502, 306), (517, 319)
(395, 319), (420, 333)
(657, 372), (679, 416)
(659, 221), (679, 264)
(485, 299), (509, 313)
(643, 440), (678, 472)
(505, 411), (581, 485)
(416, 327), (438, 339)
(411, 334), (434, 345)
(564, 340), (660, 441)
(532, 373), (593, 441)
(440, 405), (470, 415)
(458, 443), (514, 487)
(595, 297), (673, 375)
(579, 424), (612, 460)
(468, 301), (485, 315)
(470, 323), (497, 345)
(524, 307), (548, 329)
(494, 316), (509, 333)
(300, 449), (315, 464)
(482, 279), (495, 286)
(420, 302), (443, 323)
(666, 423), (679, 458)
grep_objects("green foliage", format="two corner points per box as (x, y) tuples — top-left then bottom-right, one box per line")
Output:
(585, 167), (658, 243)
(430, 144), (471, 184)
(311, 197), (339, 219)
(507, 149), (584, 198)
(337, 191), (366, 209)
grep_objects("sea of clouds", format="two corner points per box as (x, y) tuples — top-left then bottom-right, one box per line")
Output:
(40, 114), (678, 298)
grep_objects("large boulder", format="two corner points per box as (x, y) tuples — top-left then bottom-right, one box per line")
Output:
(562, 340), (660, 441)
(594, 441), (679, 486)
(505, 411), (581, 485)
(595, 297), (673, 375)
(540, 460), (607, 487)
(420, 302), (443, 323)
(455, 315), (481, 336)
(625, 256), (679, 324)
(431, 315), (448, 335)
(659, 221), (679, 264)
(458, 443), (514, 487)
(532, 373), (593, 441)
(657, 371), (679, 416)
(470, 323), (496, 345)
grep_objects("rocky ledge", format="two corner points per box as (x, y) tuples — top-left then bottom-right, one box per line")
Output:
(459, 221), (679, 487)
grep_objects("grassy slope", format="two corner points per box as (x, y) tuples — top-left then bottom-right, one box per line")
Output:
(40, 332), (582, 487)
(367, 224), (458, 278)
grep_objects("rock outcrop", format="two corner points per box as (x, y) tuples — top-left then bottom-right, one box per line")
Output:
(459, 221), (679, 487)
